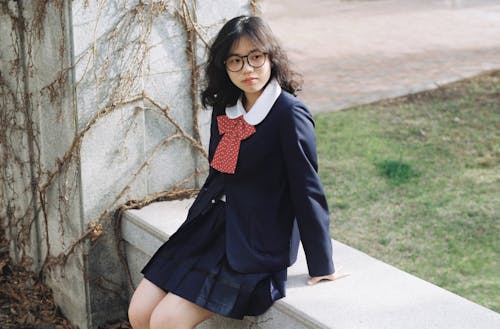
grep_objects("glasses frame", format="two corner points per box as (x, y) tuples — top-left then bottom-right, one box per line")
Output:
(224, 51), (269, 72)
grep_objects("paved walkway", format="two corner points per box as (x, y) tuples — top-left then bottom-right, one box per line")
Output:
(261, 0), (500, 112)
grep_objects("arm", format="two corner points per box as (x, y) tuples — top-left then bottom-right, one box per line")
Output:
(204, 108), (222, 186)
(185, 108), (223, 221)
(279, 103), (334, 277)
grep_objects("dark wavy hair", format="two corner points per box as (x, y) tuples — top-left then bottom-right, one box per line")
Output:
(201, 16), (302, 114)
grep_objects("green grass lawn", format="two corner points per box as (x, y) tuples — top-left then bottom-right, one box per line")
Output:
(315, 70), (500, 312)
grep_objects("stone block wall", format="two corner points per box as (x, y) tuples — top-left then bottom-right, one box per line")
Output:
(0, 0), (255, 328)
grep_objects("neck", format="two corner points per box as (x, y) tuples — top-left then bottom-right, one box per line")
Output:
(243, 92), (261, 112)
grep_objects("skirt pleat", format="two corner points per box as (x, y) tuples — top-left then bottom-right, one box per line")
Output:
(141, 200), (286, 319)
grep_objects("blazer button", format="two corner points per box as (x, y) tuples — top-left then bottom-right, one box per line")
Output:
(211, 199), (216, 204)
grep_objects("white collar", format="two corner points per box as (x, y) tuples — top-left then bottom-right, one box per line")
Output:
(225, 78), (282, 125)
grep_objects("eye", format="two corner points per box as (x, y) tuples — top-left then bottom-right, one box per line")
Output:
(227, 56), (241, 64)
(250, 53), (263, 61)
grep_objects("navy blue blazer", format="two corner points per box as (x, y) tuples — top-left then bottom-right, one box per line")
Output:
(185, 91), (334, 277)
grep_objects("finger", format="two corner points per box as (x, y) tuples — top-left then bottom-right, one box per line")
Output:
(332, 272), (351, 280)
(307, 275), (331, 285)
(331, 266), (350, 280)
(308, 271), (351, 285)
(307, 276), (323, 285)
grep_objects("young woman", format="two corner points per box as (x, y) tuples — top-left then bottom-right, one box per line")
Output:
(128, 15), (344, 329)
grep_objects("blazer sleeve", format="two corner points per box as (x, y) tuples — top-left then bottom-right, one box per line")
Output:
(205, 108), (222, 184)
(186, 109), (223, 221)
(279, 103), (335, 277)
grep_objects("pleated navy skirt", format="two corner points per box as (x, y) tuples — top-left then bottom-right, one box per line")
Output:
(141, 199), (286, 319)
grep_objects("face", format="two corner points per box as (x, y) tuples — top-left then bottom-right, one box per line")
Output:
(226, 36), (272, 104)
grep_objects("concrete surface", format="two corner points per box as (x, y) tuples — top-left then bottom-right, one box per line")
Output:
(1, 2), (88, 327)
(122, 199), (500, 329)
(261, 0), (500, 112)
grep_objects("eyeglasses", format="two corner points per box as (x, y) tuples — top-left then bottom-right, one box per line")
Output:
(225, 50), (268, 72)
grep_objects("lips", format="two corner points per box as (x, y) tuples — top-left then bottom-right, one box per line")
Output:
(242, 77), (258, 84)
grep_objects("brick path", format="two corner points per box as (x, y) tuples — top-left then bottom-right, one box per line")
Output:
(261, 0), (500, 112)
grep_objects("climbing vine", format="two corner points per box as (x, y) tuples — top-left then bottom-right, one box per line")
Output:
(0, 0), (259, 326)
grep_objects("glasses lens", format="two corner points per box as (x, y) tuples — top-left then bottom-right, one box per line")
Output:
(226, 56), (243, 72)
(248, 51), (266, 67)
(225, 51), (267, 72)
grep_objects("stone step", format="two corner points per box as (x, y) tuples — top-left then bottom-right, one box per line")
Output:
(122, 199), (500, 329)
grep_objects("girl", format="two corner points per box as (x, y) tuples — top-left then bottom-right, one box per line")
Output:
(128, 15), (344, 329)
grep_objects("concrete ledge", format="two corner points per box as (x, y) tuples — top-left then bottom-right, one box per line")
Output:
(122, 199), (500, 329)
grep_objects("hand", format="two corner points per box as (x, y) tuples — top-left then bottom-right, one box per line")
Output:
(307, 266), (350, 285)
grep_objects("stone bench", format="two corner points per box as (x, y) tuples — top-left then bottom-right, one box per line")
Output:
(122, 199), (500, 329)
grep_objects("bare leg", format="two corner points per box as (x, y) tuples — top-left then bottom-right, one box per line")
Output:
(150, 292), (214, 329)
(128, 278), (167, 329)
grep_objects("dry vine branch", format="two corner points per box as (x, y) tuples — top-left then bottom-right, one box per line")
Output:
(177, 0), (208, 170)
(1, 0), (257, 326)
(143, 93), (208, 158)
(32, 0), (214, 283)
(250, 0), (262, 16)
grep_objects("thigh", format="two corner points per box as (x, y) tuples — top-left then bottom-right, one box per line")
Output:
(150, 292), (214, 329)
(129, 278), (166, 324)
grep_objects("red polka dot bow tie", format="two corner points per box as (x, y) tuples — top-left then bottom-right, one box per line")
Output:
(210, 115), (256, 174)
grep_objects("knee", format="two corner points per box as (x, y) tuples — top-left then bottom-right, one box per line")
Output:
(128, 301), (150, 329)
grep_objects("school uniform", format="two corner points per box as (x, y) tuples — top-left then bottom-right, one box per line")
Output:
(142, 79), (334, 319)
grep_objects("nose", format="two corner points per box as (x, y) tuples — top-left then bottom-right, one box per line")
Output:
(241, 58), (254, 73)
